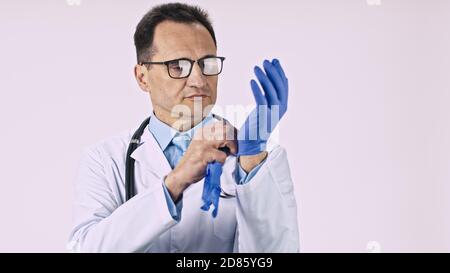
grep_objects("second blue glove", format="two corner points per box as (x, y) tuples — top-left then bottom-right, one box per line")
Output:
(200, 161), (223, 218)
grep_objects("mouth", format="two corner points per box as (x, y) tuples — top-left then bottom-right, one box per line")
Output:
(184, 94), (210, 101)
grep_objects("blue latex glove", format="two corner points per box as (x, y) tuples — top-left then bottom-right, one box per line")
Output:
(238, 59), (289, 156)
(201, 58), (288, 218)
(200, 161), (223, 218)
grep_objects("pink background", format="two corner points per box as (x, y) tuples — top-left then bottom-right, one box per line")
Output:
(0, 0), (449, 252)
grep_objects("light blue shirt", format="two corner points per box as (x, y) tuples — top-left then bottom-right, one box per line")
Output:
(148, 112), (265, 221)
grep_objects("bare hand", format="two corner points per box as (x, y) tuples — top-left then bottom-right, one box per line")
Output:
(164, 120), (237, 201)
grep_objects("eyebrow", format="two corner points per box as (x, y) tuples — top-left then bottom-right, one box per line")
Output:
(200, 54), (217, 59)
(168, 54), (218, 61)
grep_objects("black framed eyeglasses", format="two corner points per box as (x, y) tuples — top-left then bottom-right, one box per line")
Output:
(139, 56), (226, 79)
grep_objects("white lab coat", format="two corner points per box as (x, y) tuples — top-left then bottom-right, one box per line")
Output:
(67, 123), (300, 253)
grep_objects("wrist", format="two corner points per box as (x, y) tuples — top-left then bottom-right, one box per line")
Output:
(164, 171), (188, 202)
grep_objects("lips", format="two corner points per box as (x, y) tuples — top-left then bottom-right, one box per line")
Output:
(185, 94), (209, 99)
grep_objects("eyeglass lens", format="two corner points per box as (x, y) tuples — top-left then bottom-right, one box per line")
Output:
(167, 57), (222, 78)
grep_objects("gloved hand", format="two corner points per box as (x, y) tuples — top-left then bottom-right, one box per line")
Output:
(238, 58), (289, 155)
(201, 58), (288, 218)
(200, 161), (223, 218)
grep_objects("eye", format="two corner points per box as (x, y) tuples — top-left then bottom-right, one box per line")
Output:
(168, 61), (182, 71)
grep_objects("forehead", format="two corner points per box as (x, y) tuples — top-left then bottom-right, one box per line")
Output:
(152, 21), (217, 60)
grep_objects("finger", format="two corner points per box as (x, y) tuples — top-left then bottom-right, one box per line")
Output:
(220, 122), (238, 155)
(272, 59), (288, 105)
(222, 121), (237, 141)
(206, 149), (227, 164)
(264, 60), (286, 104)
(272, 58), (288, 82)
(221, 139), (237, 156)
(201, 124), (232, 148)
(270, 58), (284, 81)
(250, 80), (267, 105)
(254, 65), (279, 106)
(212, 121), (228, 140)
(209, 136), (235, 152)
(206, 125), (236, 152)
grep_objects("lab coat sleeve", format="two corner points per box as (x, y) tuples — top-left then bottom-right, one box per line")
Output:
(162, 182), (183, 221)
(67, 146), (178, 253)
(234, 145), (300, 252)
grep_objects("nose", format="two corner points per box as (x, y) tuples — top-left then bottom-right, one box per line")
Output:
(186, 62), (207, 89)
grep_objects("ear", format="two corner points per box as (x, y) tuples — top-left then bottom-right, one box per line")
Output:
(134, 64), (151, 93)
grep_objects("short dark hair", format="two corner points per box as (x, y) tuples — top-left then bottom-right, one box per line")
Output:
(133, 2), (217, 63)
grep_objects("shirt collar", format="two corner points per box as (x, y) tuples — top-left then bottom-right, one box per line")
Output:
(148, 111), (215, 151)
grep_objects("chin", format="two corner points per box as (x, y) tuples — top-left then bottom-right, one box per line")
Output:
(182, 97), (213, 112)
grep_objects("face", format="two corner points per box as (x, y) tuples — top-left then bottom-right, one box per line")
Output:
(134, 21), (219, 130)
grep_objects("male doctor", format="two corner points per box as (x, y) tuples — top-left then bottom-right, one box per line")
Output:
(68, 3), (299, 252)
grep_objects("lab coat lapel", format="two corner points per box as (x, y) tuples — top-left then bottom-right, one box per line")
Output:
(130, 128), (172, 179)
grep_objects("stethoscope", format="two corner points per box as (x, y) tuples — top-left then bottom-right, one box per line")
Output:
(125, 114), (236, 201)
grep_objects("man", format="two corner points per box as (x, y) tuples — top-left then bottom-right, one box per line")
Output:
(68, 2), (299, 253)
